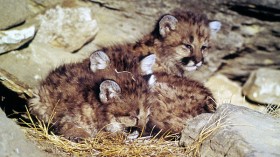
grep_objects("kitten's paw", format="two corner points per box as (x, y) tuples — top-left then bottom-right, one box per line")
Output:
(63, 128), (91, 143)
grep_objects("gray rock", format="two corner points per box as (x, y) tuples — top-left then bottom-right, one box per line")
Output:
(205, 74), (266, 112)
(242, 68), (280, 105)
(33, 0), (64, 7)
(0, 43), (88, 88)
(0, 109), (48, 157)
(34, 6), (99, 52)
(0, 0), (30, 30)
(179, 104), (280, 157)
(0, 24), (36, 54)
(227, 0), (280, 11)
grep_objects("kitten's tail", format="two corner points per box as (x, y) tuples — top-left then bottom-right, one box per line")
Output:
(28, 87), (53, 123)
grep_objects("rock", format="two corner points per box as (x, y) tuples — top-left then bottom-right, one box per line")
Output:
(179, 104), (280, 157)
(240, 24), (261, 37)
(0, 0), (30, 30)
(34, 6), (99, 52)
(227, 0), (280, 11)
(0, 109), (48, 157)
(205, 74), (266, 112)
(0, 43), (89, 88)
(33, 0), (64, 7)
(225, 0), (280, 22)
(219, 47), (280, 83)
(0, 24), (36, 54)
(242, 68), (280, 105)
(0, 68), (33, 99)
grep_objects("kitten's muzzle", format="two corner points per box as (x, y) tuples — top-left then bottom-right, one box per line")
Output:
(181, 57), (203, 71)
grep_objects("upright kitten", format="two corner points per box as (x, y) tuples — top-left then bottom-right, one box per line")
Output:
(101, 10), (221, 76)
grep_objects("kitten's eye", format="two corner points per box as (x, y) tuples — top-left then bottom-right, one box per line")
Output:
(183, 44), (192, 50)
(130, 115), (137, 119)
(201, 45), (209, 51)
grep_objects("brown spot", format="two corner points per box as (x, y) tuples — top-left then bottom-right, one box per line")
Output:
(189, 35), (194, 43)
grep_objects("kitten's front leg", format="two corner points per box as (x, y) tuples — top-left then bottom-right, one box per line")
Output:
(147, 114), (185, 137)
(57, 122), (91, 142)
(105, 121), (126, 133)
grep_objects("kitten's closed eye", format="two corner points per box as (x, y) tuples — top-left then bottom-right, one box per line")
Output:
(116, 116), (137, 126)
(201, 45), (208, 51)
(183, 44), (192, 50)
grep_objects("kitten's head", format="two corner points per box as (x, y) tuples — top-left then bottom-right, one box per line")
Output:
(98, 73), (156, 134)
(90, 50), (157, 134)
(154, 10), (221, 75)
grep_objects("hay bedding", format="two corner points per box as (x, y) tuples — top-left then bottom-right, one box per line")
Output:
(21, 109), (188, 157)
(18, 100), (240, 157)
(19, 101), (237, 157)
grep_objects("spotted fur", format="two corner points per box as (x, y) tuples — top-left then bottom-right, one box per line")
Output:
(146, 72), (216, 137)
(28, 51), (155, 141)
(102, 10), (221, 76)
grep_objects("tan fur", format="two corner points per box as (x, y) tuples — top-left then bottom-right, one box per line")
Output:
(146, 72), (216, 136)
(102, 10), (220, 76)
(28, 52), (154, 141)
(29, 10), (219, 141)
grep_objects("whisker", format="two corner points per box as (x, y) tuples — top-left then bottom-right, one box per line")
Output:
(114, 69), (136, 81)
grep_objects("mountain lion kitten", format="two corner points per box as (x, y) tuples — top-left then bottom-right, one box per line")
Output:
(146, 72), (216, 137)
(89, 52), (216, 138)
(28, 51), (155, 142)
(101, 10), (221, 76)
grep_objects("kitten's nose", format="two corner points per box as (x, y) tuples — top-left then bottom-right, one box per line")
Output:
(136, 121), (146, 132)
(181, 57), (191, 65)
(194, 51), (203, 64)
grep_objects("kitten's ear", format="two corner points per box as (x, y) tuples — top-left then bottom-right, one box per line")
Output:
(148, 75), (156, 87)
(209, 21), (221, 35)
(140, 54), (156, 75)
(90, 50), (110, 72)
(159, 15), (178, 38)
(99, 80), (121, 104)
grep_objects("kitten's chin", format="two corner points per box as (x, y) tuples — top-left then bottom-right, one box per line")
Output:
(126, 130), (139, 140)
(184, 61), (202, 72)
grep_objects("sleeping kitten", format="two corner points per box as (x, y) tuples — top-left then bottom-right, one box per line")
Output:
(28, 51), (155, 141)
(146, 72), (216, 137)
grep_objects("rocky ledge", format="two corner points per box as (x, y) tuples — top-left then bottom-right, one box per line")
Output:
(180, 104), (280, 157)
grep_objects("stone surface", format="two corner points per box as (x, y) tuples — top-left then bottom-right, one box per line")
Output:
(242, 68), (280, 105)
(33, 0), (64, 7)
(205, 74), (266, 112)
(0, 0), (30, 30)
(0, 68), (33, 99)
(0, 24), (36, 54)
(0, 43), (88, 88)
(34, 6), (98, 52)
(225, 0), (280, 22)
(236, 0), (280, 9)
(179, 104), (280, 157)
(0, 109), (48, 157)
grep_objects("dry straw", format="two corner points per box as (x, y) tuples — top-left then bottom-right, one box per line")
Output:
(184, 106), (229, 157)
(20, 106), (226, 156)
